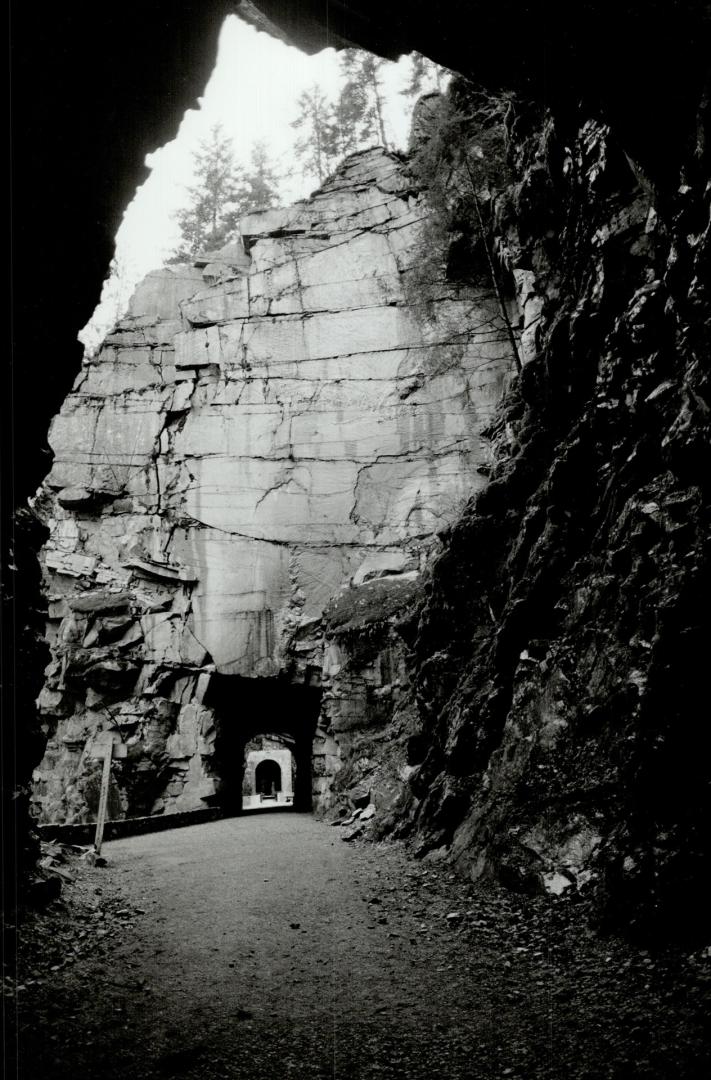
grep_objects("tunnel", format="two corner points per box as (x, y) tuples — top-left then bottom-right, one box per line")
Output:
(255, 759), (282, 796)
(242, 736), (296, 809)
(204, 674), (321, 813)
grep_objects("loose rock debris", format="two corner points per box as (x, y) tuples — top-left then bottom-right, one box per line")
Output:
(4, 842), (143, 1005)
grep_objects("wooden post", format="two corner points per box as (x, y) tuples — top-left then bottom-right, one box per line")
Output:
(94, 743), (113, 856)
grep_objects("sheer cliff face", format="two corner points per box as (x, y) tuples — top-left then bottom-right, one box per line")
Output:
(32, 149), (514, 824)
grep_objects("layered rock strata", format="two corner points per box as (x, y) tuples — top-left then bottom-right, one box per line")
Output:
(32, 148), (515, 824)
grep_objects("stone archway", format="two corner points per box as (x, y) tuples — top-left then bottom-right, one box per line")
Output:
(255, 759), (282, 796)
(242, 739), (296, 808)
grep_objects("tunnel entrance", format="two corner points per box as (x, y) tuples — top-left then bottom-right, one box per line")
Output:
(204, 674), (321, 813)
(255, 759), (282, 795)
(242, 734), (295, 809)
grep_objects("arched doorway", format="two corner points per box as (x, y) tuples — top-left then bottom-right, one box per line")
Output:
(255, 758), (282, 797)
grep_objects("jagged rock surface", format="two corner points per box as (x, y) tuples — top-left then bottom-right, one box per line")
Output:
(32, 149), (515, 824)
(393, 89), (711, 939)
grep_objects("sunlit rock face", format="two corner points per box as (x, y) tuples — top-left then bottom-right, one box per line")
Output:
(32, 148), (515, 824)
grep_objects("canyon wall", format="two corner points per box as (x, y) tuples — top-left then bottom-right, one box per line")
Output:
(384, 87), (711, 939)
(31, 148), (514, 824)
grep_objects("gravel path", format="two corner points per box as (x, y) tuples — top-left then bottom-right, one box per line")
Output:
(7, 813), (711, 1079)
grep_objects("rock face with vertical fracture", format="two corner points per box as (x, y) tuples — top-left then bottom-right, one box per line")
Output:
(32, 148), (515, 824)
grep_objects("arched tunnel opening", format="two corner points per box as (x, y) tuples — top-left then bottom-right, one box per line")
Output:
(204, 674), (322, 814)
(243, 733), (296, 809)
(255, 758), (282, 795)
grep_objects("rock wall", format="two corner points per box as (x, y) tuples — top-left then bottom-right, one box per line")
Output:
(389, 87), (711, 940)
(31, 148), (515, 825)
(320, 574), (422, 823)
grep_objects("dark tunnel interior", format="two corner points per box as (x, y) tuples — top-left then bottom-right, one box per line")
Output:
(204, 675), (322, 813)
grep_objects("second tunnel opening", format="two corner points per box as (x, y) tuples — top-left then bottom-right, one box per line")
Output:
(205, 674), (322, 814)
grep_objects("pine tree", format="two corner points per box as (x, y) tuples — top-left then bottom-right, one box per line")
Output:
(173, 124), (249, 258)
(337, 50), (391, 150)
(242, 140), (280, 213)
(401, 53), (444, 99)
(291, 85), (339, 184)
(331, 75), (365, 157)
(360, 52), (390, 149)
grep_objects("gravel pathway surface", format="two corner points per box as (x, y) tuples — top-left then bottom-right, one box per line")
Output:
(6, 813), (711, 1079)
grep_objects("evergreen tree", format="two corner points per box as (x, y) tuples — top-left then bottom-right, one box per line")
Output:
(291, 85), (339, 184)
(242, 140), (280, 213)
(401, 53), (444, 99)
(337, 49), (391, 150)
(173, 124), (249, 258)
(331, 75), (365, 157)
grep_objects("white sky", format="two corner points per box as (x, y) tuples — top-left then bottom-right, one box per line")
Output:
(81, 15), (439, 352)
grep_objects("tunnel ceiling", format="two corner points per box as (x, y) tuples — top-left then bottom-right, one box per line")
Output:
(237, 2), (709, 180)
